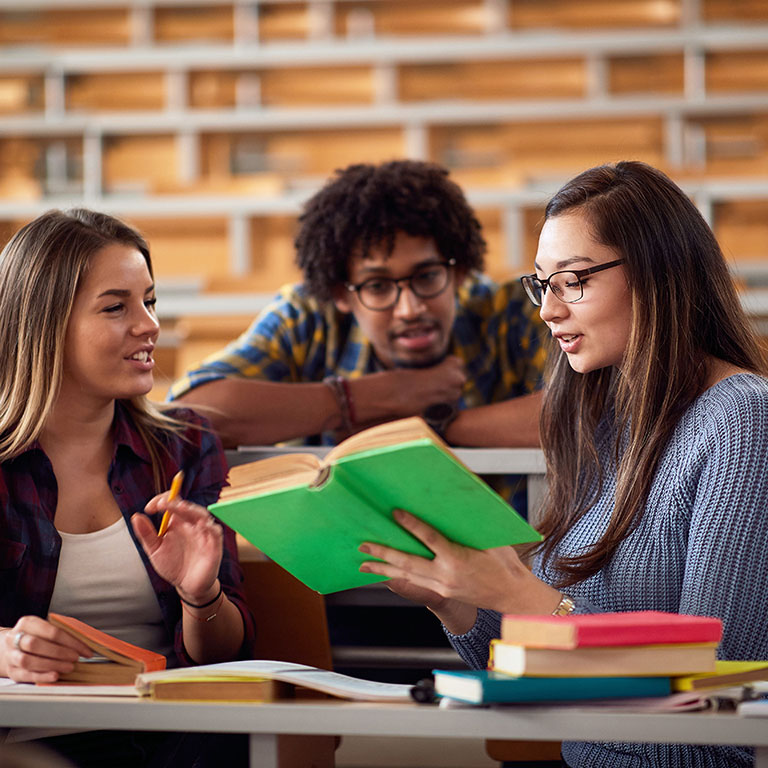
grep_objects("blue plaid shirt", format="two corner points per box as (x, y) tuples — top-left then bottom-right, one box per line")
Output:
(169, 273), (546, 436)
(0, 402), (256, 667)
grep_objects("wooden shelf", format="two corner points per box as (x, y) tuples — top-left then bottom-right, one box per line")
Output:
(1, 0), (767, 386)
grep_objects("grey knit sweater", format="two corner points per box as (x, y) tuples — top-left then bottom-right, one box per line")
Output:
(447, 373), (768, 767)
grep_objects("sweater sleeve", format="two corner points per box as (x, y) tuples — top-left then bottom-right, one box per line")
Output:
(677, 380), (768, 660)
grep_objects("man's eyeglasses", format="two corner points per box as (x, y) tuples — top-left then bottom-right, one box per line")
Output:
(520, 259), (625, 306)
(345, 259), (456, 311)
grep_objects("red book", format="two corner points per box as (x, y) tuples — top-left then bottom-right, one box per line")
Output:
(46, 613), (166, 685)
(500, 611), (723, 650)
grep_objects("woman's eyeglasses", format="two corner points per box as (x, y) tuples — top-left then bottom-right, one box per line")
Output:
(520, 259), (625, 306)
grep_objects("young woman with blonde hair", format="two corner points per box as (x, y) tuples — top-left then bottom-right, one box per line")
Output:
(360, 162), (768, 767)
(0, 209), (255, 767)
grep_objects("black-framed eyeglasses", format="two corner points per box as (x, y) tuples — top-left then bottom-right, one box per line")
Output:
(345, 259), (457, 311)
(520, 259), (625, 306)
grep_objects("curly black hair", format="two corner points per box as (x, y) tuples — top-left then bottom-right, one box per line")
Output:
(295, 159), (486, 302)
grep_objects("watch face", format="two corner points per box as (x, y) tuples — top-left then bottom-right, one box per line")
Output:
(423, 402), (455, 422)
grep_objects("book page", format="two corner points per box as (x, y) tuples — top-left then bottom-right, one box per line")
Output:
(220, 453), (322, 500)
(0, 680), (137, 697)
(326, 416), (448, 463)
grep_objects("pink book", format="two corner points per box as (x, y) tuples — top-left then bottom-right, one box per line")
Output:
(500, 611), (722, 649)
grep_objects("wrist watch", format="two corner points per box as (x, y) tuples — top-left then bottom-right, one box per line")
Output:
(552, 594), (576, 615)
(422, 402), (459, 441)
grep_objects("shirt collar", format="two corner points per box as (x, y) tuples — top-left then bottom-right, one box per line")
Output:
(112, 400), (153, 464)
(7, 401), (151, 466)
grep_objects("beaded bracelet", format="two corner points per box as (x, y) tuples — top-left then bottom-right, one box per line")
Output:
(338, 376), (357, 426)
(323, 375), (355, 432)
(179, 583), (222, 609)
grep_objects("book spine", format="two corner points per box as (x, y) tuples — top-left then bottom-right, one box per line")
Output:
(572, 625), (723, 647)
(501, 620), (722, 648)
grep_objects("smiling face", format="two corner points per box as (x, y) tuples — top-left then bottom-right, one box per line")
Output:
(61, 242), (159, 406)
(535, 211), (633, 374)
(333, 232), (459, 369)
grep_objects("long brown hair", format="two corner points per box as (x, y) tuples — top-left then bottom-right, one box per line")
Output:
(0, 208), (186, 490)
(536, 161), (767, 586)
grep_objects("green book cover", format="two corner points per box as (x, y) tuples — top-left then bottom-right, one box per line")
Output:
(210, 430), (541, 594)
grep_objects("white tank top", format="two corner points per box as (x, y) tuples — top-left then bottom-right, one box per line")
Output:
(7, 520), (174, 743)
(49, 517), (173, 659)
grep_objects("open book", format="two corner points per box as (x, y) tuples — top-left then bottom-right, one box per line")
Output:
(0, 660), (412, 702)
(47, 613), (166, 685)
(210, 417), (541, 593)
(135, 660), (413, 702)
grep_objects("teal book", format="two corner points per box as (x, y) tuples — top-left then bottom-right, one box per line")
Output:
(210, 417), (541, 594)
(432, 669), (672, 704)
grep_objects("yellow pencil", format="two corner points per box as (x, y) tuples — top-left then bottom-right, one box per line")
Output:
(158, 469), (184, 537)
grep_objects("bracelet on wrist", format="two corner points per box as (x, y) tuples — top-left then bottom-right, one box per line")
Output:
(552, 593), (576, 616)
(182, 591), (224, 623)
(323, 375), (355, 432)
(178, 583), (222, 610)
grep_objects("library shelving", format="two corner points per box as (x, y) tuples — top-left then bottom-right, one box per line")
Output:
(2, 0), (768, 387)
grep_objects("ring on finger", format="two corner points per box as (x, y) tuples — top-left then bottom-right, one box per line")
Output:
(12, 630), (25, 651)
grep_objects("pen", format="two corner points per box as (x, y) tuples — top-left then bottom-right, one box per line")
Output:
(158, 469), (184, 537)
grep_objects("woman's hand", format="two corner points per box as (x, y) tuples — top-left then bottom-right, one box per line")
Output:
(359, 509), (561, 622)
(132, 495), (223, 605)
(1, 616), (93, 684)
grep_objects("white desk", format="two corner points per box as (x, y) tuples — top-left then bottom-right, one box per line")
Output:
(1, 695), (766, 768)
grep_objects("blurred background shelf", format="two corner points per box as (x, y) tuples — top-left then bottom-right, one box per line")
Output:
(1, 0), (768, 403)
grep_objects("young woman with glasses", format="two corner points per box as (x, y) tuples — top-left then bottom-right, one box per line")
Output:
(359, 161), (768, 768)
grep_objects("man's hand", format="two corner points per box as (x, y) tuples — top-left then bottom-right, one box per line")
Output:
(351, 356), (466, 424)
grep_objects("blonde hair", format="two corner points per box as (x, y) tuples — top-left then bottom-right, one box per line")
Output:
(0, 209), (187, 490)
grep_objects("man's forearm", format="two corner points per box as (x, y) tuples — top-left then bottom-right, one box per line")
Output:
(444, 391), (543, 447)
(175, 360), (469, 447)
(175, 379), (343, 447)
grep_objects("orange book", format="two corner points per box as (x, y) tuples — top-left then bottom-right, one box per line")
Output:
(47, 613), (166, 686)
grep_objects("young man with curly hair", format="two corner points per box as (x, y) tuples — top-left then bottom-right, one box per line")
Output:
(168, 160), (546, 456)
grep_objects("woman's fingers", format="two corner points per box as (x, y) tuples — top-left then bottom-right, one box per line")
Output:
(134, 499), (221, 547)
(143, 497), (219, 530)
(161, 499), (220, 528)
(9, 617), (92, 659)
(4, 617), (94, 683)
(390, 509), (450, 554)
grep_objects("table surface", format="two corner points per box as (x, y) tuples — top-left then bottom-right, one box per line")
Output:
(1, 695), (766, 748)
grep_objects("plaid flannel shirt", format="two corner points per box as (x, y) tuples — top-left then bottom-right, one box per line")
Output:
(0, 402), (256, 667)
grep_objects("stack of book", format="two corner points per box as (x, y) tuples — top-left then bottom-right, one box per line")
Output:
(434, 611), (733, 705)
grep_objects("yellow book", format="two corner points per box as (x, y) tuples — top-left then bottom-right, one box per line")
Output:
(673, 660), (768, 691)
(144, 675), (290, 702)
